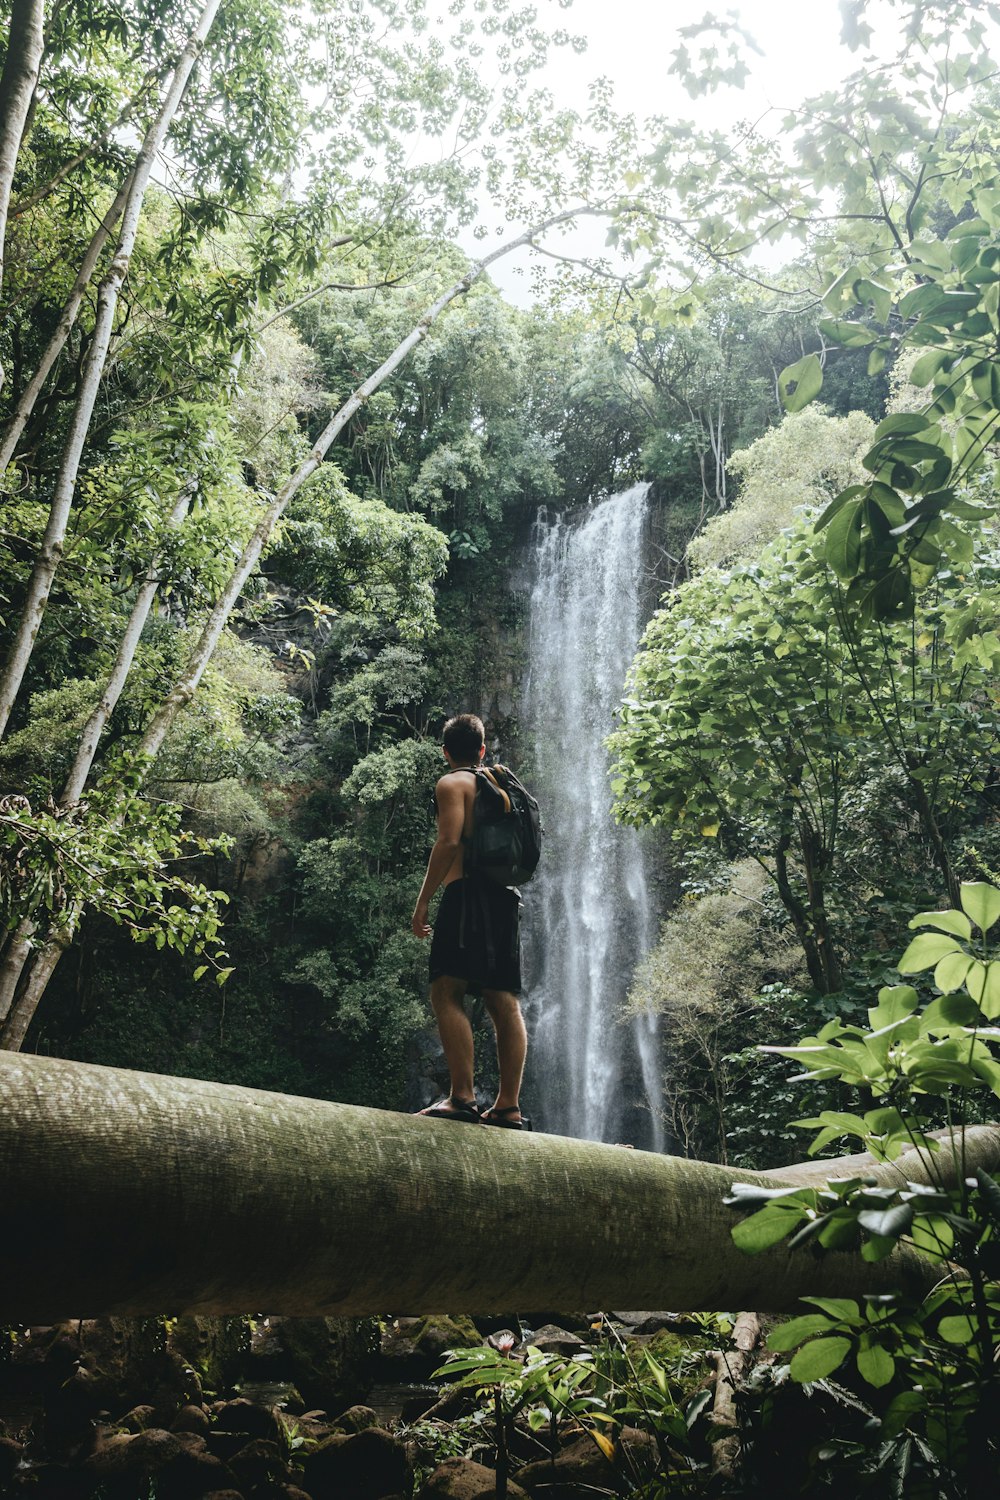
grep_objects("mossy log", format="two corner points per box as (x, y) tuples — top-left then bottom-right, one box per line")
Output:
(2, 1054), (998, 1321)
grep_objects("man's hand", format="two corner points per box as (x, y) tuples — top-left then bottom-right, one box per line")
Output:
(412, 900), (431, 939)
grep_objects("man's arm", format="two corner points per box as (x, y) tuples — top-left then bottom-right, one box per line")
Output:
(411, 775), (465, 938)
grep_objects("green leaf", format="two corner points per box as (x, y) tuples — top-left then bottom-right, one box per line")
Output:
(857, 1202), (913, 1238)
(818, 317), (878, 348)
(814, 484), (866, 531)
(768, 1315), (840, 1351)
(800, 1297), (862, 1321)
(933, 951), (974, 994)
(731, 1205), (801, 1253)
(779, 353), (823, 412)
(789, 1336), (852, 1382)
(978, 962), (1000, 1020)
(825, 497), (864, 580)
(898, 932), (961, 973)
(868, 985), (919, 1028)
(938, 1314), (977, 1345)
(856, 1341), (895, 1388)
(921, 991), (979, 1028)
(959, 882), (1000, 933)
(908, 908), (972, 939)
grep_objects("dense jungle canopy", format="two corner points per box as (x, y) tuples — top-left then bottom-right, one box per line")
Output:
(7, 0), (1000, 1486)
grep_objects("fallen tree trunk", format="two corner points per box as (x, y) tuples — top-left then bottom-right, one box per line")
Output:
(2, 1054), (997, 1323)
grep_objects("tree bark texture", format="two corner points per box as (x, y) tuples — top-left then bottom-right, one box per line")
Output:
(2, 1054), (997, 1323)
(0, 0), (44, 335)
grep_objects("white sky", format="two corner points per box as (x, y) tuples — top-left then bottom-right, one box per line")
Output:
(465, 0), (865, 297)
(456, 0), (994, 299)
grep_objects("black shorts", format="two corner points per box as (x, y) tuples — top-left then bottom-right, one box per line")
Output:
(429, 879), (522, 994)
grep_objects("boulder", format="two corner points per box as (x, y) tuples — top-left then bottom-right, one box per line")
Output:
(118, 1403), (157, 1433)
(330, 1402), (379, 1433)
(83, 1427), (235, 1497)
(214, 1396), (286, 1445)
(169, 1316), (250, 1396)
(172, 1403), (211, 1436)
(379, 1315), (482, 1375)
(516, 1325), (589, 1357)
(226, 1437), (287, 1491)
(517, 1426), (657, 1495)
(416, 1456), (528, 1499)
(303, 1426), (411, 1500)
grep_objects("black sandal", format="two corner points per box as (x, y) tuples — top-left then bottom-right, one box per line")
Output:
(417, 1097), (482, 1125)
(482, 1105), (531, 1131)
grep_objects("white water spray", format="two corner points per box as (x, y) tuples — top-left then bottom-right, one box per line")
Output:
(521, 485), (664, 1149)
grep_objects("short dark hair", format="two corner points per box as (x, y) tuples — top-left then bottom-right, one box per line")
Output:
(443, 713), (485, 761)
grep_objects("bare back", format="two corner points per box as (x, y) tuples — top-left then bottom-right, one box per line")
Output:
(436, 768), (477, 886)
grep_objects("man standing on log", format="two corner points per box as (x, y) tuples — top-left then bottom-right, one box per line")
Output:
(411, 713), (529, 1128)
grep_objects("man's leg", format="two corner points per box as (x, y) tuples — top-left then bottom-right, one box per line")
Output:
(482, 988), (527, 1116)
(429, 974), (476, 1105)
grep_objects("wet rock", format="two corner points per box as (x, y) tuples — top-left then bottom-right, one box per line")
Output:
(330, 1402), (379, 1433)
(215, 1396), (286, 1444)
(379, 1315), (481, 1375)
(517, 1426), (657, 1495)
(613, 1311), (698, 1335)
(303, 1426), (410, 1500)
(83, 1427), (235, 1497)
(119, 1403), (157, 1433)
(169, 1316), (250, 1395)
(227, 1436), (287, 1491)
(516, 1325), (589, 1357)
(171, 1401), (211, 1436)
(416, 1456), (528, 1499)
(519, 1311), (593, 1333)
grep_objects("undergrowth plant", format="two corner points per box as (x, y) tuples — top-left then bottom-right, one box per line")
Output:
(432, 1334), (713, 1497)
(727, 880), (1000, 1497)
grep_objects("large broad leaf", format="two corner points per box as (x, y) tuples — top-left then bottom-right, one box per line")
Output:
(960, 882), (1000, 934)
(856, 1340), (895, 1388)
(825, 497), (864, 579)
(937, 1314), (977, 1345)
(814, 484), (866, 531)
(731, 1205), (801, 1253)
(868, 985), (919, 1029)
(898, 932), (962, 973)
(908, 908), (972, 939)
(857, 1202), (913, 1238)
(818, 317), (878, 348)
(768, 1315), (841, 1351)
(933, 951), (974, 994)
(789, 1336), (852, 1382)
(977, 962), (1000, 1021)
(779, 353), (823, 412)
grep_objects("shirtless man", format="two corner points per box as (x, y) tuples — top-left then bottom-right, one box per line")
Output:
(411, 713), (528, 1128)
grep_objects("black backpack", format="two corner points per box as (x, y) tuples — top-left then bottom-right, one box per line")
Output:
(466, 764), (542, 888)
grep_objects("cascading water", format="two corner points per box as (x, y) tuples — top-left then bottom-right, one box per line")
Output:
(521, 483), (664, 1150)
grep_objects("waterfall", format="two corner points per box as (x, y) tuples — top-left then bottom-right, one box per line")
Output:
(521, 484), (664, 1150)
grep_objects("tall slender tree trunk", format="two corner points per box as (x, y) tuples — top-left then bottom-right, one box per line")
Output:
(0, 0), (45, 386)
(0, 177), (131, 472)
(0, 0), (222, 738)
(0, 491), (192, 1024)
(0, 205), (594, 1048)
(4, 1053), (996, 1322)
